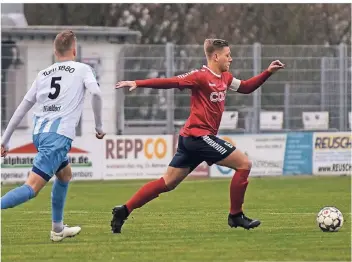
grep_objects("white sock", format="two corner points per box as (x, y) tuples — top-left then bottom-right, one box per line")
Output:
(52, 222), (64, 233)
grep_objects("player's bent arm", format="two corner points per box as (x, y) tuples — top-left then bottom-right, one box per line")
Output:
(1, 99), (35, 148)
(232, 70), (272, 94)
(86, 82), (103, 134)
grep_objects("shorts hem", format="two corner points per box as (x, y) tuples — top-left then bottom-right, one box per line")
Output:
(32, 166), (52, 181)
(56, 159), (69, 173)
(209, 148), (236, 166)
(168, 163), (193, 169)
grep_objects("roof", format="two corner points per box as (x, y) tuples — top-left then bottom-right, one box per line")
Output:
(1, 25), (141, 43)
(1, 13), (28, 27)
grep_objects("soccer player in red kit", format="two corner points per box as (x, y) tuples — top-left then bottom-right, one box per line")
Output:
(112, 39), (284, 233)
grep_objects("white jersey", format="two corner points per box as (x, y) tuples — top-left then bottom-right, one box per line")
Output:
(24, 61), (99, 140)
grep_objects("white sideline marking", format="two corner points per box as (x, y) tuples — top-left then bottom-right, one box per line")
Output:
(7, 211), (352, 215)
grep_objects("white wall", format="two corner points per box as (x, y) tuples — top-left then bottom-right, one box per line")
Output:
(11, 39), (121, 140)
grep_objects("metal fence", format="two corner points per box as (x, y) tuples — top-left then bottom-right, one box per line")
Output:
(1, 42), (28, 131)
(1, 42), (351, 135)
(119, 43), (351, 134)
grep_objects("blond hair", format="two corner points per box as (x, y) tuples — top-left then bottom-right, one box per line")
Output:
(54, 30), (76, 56)
(204, 38), (229, 59)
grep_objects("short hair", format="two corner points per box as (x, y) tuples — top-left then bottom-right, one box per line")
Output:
(54, 30), (76, 56)
(204, 39), (229, 58)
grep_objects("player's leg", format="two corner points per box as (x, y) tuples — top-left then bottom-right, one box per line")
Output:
(51, 160), (71, 233)
(111, 166), (191, 233)
(111, 135), (201, 233)
(50, 162), (81, 242)
(1, 134), (52, 209)
(216, 149), (252, 215)
(125, 166), (191, 213)
(215, 146), (260, 229)
(1, 171), (47, 209)
(193, 135), (259, 229)
(37, 133), (80, 242)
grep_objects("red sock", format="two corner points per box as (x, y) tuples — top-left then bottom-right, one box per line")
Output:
(126, 177), (169, 213)
(230, 169), (250, 215)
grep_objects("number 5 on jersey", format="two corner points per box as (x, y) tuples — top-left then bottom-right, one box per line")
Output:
(49, 77), (61, 99)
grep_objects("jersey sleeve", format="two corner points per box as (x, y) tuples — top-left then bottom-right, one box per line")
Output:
(82, 64), (101, 94)
(135, 70), (200, 90)
(175, 70), (200, 90)
(83, 65), (99, 85)
(24, 78), (38, 103)
(226, 72), (241, 92)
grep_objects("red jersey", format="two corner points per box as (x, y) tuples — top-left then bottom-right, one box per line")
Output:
(136, 65), (242, 137)
(177, 66), (241, 136)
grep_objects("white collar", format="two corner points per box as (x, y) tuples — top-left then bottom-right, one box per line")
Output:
(202, 65), (221, 78)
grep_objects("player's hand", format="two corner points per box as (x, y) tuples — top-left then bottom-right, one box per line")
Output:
(267, 60), (285, 73)
(95, 132), (106, 140)
(115, 81), (137, 92)
(1, 144), (9, 157)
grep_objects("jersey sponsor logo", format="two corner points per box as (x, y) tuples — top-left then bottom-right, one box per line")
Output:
(43, 65), (75, 76)
(43, 67), (57, 76)
(176, 69), (198, 79)
(43, 105), (61, 112)
(58, 65), (75, 73)
(210, 90), (227, 102)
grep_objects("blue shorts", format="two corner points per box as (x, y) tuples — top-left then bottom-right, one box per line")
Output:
(32, 133), (72, 181)
(169, 135), (236, 173)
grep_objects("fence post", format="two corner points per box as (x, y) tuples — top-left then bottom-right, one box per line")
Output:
(115, 46), (125, 135)
(338, 43), (346, 131)
(75, 45), (82, 136)
(284, 83), (290, 130)
(253, 43), (261, 133)
(320, 57), (326, 111)
(166, 42), (175, 134)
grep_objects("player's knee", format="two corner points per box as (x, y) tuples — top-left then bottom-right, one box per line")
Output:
(163, 175), (183, 191)
(237, 158), (252, 170)
(56, 174), (71, 183)
(246, 159), (252, 170)
(56, 167), (72, 182)
(163, 178), (179, 191)
(28, 185), (39, 197)
(26, 171), (47, 196)
(61, 171), (72, 182)
(163, 167), (188, 191)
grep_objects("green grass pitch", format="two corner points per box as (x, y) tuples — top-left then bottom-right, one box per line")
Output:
(1, 176), (351, 262)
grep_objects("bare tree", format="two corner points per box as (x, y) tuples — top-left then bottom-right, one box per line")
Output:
(24, 3), (351, 45)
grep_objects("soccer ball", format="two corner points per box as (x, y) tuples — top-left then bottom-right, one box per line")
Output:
(316, 206), (344, 232)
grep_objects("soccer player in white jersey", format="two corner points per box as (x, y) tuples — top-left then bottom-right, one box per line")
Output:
(1, 30), (105, 242)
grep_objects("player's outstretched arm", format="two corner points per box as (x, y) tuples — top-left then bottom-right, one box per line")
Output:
(237, 60), (285, 94)
(1, 99), (35, 157)
(115, 78), (181, 92)
(116, 71), (199, 92)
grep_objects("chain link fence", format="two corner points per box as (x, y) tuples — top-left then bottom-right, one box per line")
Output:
(119, 43), (351, 134)
(1, 42), (351, 134)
